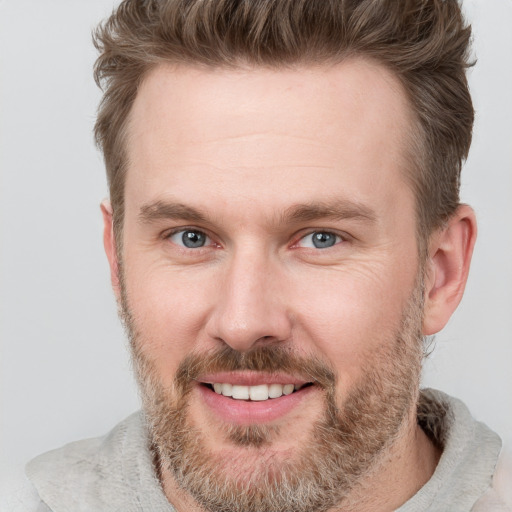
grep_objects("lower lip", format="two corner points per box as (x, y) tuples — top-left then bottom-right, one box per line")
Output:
(198, 384), (317, 425)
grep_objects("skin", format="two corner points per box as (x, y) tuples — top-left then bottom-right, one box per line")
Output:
(102, 59), (477, 511)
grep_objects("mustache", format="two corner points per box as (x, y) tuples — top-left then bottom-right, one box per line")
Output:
(173, 345), (336, 394)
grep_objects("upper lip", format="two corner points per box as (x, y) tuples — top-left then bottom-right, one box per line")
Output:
(197, 371), (312, 387)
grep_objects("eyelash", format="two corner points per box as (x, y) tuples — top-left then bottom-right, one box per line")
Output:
(165, 228), (215, 250)
(293, 231), (345, 250)
(164, 228), (348, 251)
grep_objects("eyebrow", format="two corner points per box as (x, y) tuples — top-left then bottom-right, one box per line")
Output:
(282, 201), (377, 224)
(138, 199), (376, 226)
(139, 201), (208, 224)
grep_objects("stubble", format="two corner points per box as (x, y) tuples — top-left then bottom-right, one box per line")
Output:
(120, 275), (425, 512)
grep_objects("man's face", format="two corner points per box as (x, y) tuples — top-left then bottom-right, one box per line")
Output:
(118, 60), (425, 511)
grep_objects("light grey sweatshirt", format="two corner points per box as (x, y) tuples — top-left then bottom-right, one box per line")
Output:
(2, 389), (511, 511)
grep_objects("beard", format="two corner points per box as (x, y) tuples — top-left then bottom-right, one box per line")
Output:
(120, 277), (425, 512)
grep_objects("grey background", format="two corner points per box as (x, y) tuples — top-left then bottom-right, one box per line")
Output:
(1, 0), (511, 487)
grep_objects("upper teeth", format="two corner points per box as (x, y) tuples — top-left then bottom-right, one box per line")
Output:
(212, 383), (299, 401)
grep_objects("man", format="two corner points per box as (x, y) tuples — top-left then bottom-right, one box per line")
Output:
(8, 0), (511, 511)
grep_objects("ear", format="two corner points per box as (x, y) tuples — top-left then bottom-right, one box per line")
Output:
(101, 199), (121, 300)
(422, 205), (477, 335)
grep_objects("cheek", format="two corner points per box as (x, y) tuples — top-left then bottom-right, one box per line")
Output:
(123, 263), (216, 383)
(291, 263), (414, 385)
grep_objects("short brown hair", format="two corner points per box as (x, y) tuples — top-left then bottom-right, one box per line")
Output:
(93, 0), (474, 248)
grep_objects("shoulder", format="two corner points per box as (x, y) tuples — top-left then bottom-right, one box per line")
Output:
(20, 411), (173, 512)
(494, 445), (512, 504)
(0, 472), (51, 512)
(400, 390), (509, 512)
(473, 445), (512, 511)
(25, 412), (145, 507)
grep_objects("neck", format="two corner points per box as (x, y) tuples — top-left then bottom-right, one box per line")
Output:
(330, 413), (441, 512)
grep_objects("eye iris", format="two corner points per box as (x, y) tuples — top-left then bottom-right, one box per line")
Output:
(182, 231), (206, 248)
(312, 232), (336, 249)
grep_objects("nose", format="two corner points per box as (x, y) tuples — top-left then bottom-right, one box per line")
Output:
(205, 248), (292, 352)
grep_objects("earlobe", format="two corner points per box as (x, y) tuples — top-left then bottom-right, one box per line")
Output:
(422, 205), (477, 335)
(100, 199), (121, 299)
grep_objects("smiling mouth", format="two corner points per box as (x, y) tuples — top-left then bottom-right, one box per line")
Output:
(202, 382), (314, 401)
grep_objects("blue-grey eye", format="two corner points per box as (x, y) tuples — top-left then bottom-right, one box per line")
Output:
(299, 231), (341, 249)
(169, 230), (210, 248)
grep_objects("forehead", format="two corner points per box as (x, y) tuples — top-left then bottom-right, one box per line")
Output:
(125, 60), (415, 221)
